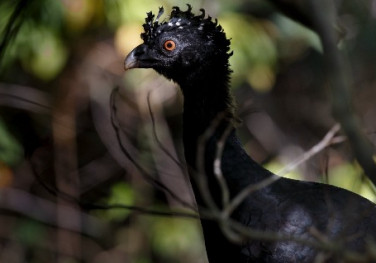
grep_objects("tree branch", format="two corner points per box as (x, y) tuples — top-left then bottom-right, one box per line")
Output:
(309, 0), (376, 186)
(0, 0), (29, 66)
(0, 188), (106, 237)
(110, 87), (196, 209)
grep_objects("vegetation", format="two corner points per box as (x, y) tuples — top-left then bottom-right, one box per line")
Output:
(1, 0), (376, 262)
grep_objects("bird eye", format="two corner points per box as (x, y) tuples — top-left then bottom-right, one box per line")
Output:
(163, 40), (176, 51)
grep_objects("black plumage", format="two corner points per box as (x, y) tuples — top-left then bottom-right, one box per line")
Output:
(124, 6), (376, 262)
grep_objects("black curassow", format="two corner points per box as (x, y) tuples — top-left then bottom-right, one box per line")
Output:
(124, 5), (376, 262)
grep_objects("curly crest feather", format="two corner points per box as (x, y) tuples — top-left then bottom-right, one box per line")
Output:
(140, 5), (232, 60)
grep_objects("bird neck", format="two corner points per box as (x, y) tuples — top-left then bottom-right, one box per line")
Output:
(180, 65), (234, 134)
(179, 64), (235, 167)
(178, 64), (273, 208)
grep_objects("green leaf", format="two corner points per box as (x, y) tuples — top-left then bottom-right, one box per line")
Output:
(148, 217), (204, 260)
(329, 162), (376, 202)
(99, 182), (135, 221)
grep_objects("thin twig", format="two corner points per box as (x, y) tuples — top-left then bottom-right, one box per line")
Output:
(187, 118), (372, 261)
(223, 174), (280, 218)
(146, 90), (185, 170)
(200, 202), (375, 262)
(0, 92), (51, 111)
(0, 0), (29, 66)
(223, 124), (344, 219)
(110, 87), (196, 210)
(198, 200), (375, 262)
(86, 203), (199, 219)
(29, 141), (198, 220)
(225, 217), (374, 263)
(309, 0), (376, 186)
(0, 187), (106, 237)
(277, 124), (344, 177)
(214, 124), (232, 207)
(195, 114), (225, 212)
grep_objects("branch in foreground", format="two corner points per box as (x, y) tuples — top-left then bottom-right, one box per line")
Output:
(86, 203), (199, 219)
(276, 124), (345, 177)
(213, 123), (233, 208)
(0, 187), (106, 237)
(0, 0), (29, 66)
(223, 123), (344, 219)
(110, 87), (196, 210)
(195, 123), (364, 259)
(309, 0), (376, 186)
(146, 90), (185, 171)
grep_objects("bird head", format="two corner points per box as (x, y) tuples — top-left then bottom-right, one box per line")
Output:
(124, 5), (232, 85)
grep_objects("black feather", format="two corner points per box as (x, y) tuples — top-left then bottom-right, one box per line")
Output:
(126, 6), (376, 262)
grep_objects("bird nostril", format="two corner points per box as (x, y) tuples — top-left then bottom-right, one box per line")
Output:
(124, 44), (156, 70)
(134, 49), (144, 56)
(134, 45), (148, 56)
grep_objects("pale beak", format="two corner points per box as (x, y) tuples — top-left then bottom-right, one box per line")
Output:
(124, 44), (155, 70)
(124, 47), (139, 70)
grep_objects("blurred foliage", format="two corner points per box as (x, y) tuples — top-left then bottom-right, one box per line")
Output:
(146, 216), (204, 261)
(1, 0), (376, 262)
(0, 117), (22, 166)
(266, 158), (376, 202)
(97, 182), (136, 221)
(17, 24), (68, 80)
(14, 220), (46, 247)
(221, 13), (277, 91)
(264, 160), (301, 180)
(329, 162), (376, 202)
(0, 0), (65, 75)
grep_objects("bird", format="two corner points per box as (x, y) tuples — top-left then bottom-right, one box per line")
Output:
(124, 5), (376, 263)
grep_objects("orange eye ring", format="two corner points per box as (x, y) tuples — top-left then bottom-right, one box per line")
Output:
(163, 40), (176, 51)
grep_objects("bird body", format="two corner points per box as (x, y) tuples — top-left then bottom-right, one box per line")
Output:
(124, 6), (376, 262)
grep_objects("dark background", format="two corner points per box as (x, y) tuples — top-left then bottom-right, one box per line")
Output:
(1, 0), (376, 262)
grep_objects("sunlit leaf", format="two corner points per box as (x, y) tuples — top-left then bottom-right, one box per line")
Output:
(100, 182), (135, 221)
(148, 216), (204, 260)
(264, 159), (302, 180)
(328, 162), (376, 202)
